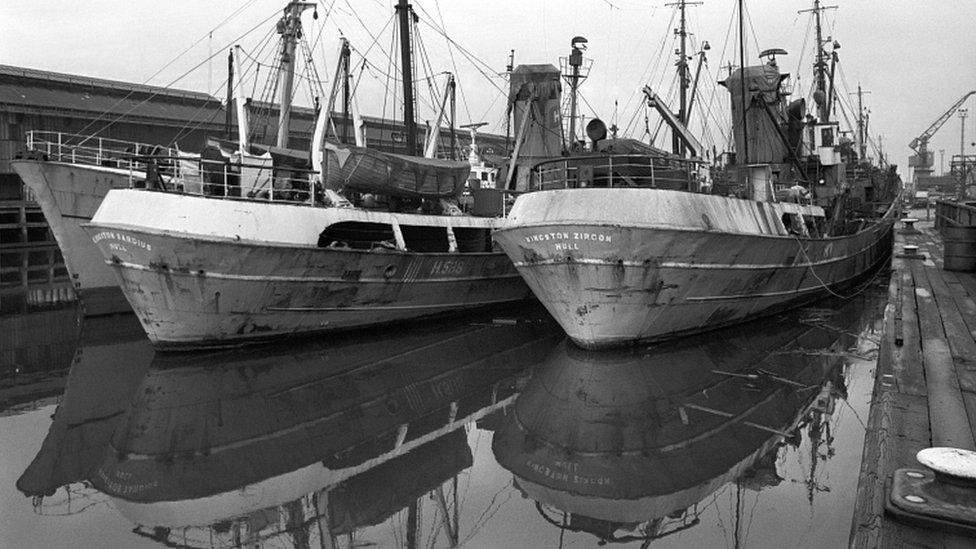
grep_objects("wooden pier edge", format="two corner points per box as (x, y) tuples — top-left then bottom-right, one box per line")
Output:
(849, 215), (976, 547)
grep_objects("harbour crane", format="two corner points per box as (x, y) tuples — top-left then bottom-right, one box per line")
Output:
(908, 91), (976, 182)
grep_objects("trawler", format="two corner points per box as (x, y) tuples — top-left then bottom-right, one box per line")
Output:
(79, 1), (530, 349)
(11, 136), (186, 316)
(493, 1), (899, 349)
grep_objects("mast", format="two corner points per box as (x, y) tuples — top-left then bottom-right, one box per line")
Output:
(813, 0), (826, 120)
(232, 45), (250, 153)
(566, 38), (586, 151)
(666, 0), (701, 156)
(449, 77), (457, 160)
(960, 109), (971, 200)
(275, 2), (315, 149)
(225, 49), (234, 140)
(396, 0), (418, 155)
(341, 40), (351, 144)
(854, 83), (870, 161)
(960, 109), (968, 162)
(799, 0), (838, 122)
(505, 49), (514, 151)
(737, 0), (748, 164)
(686, 41), (709, 128)
(960, 109), (970, 199)
(423, 74), (455, 159)
(567, 45), (581, 151)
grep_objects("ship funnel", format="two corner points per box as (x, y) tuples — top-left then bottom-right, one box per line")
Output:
(507, 64), (563, 164)
(719, 58), (791, 165)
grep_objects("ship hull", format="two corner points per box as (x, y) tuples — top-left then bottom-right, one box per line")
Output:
(494, 188), (895, 348)
(11, 159), (136, 315)
(84, 190), (532, 349)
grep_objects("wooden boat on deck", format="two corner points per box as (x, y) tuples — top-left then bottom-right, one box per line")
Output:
(323, 140), (470, 198)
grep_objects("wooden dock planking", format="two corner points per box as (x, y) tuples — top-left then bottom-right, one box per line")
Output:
(942, 270), (976, 340)
(850, 215), (976, 547)
(909, 258), (976, 450)
(897, 267), (927, 396)
(917, 249), (976, 444)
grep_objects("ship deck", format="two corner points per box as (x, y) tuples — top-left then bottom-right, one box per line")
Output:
(851, 210), (976, 546)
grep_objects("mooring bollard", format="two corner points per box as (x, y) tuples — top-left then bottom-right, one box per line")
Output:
(886, 447), (976, 535)
(896, 244), (925, 260)
(899, 217), (919, 234)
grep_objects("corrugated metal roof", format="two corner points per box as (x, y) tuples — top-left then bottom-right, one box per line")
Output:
(0, 65), (225, 125)
(0, 64), (510, 149)
(0, 64), (214, 103)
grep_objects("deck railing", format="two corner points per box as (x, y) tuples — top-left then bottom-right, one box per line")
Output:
(24, 130), (182, 171)
(530, 154), (701, 192)
(22, 130), (524, 213)
(140, 156), (324, 205)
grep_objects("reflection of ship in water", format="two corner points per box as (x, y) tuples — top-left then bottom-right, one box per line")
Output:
(15, 312), (150, 513)
(18, 306), (561, 548)
(492, 295), (881, 545)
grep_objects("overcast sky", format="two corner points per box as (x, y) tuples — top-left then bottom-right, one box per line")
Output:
(2, 0), (974, 177)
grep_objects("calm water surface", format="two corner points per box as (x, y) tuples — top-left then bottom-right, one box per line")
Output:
(1, 283), (887, 548)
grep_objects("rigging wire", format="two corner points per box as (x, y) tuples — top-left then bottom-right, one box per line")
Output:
(620, 6), (676, 136)
(744, 2), (762, 63)
(432, 0), (473, 124)
(299, 38), (325, 104)
(794, 14), (814, 88)
(415, 17), (506, 96)
(383, 18), (397, 129)
(78, 5), (280, 142)
(411, 16), (453, 155)
(413, 17), (442, 119)
(165, 19), (277, 149)
(306, 0), (336, 56)
(250, 46), (283, 143)
(347, 44), (440, 114)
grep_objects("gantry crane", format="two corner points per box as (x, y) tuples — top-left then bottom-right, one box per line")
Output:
(908, 91), (975, 182)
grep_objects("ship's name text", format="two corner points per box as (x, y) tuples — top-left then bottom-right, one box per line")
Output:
(524, 459), (611, 486)
(92, 231), (152, 252)
(523, 231), (611, 244)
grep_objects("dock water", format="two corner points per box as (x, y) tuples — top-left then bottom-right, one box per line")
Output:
(851, 211), (976, 547)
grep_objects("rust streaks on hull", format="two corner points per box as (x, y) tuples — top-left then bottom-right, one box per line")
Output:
(85, 224), (532, 349)
(494, 215), (895, 349)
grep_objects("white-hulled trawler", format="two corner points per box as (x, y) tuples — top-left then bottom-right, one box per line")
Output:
(81, 1), (530, 350)
(493, 4), (899, 349)
(11, 135), (190, 315)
